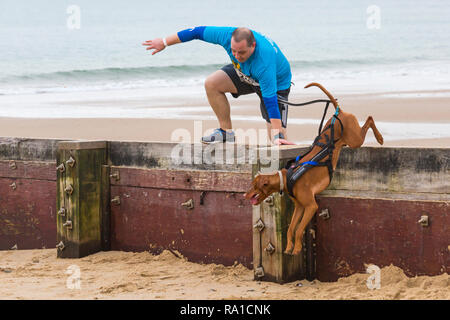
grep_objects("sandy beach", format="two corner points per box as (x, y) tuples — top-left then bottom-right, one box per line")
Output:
(2, 0), (450, 304)
(1, 89), (449, 301)
(0, 249), (448, 300)
(0, 90), (449, 147)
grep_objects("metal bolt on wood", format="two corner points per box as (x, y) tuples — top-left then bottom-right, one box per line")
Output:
(63, 220), (73, 230)
(9, 182), (16, 190)
(66, 156), (76, 167)
(9, 160), (16, 170)
(264, 195), (274, 206)
(56, 163), (65, 172)
(254, 267), (265, 278)
(181, 198), (194, 210)
(111, 196), (121, 205)
(56, 241), (65, 251)
(65, 184), (74, 195)
(109, 171), (120, 181)
(253, 219), (265, 232)
(319, 208), (330, 220)
(58, 208), (66, 216)
(418, 215), (429, 227)
(264, 242), (275, 255)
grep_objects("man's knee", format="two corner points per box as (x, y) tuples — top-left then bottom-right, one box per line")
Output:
(204, 70), (237, 94)
(204, 74), (219, 93)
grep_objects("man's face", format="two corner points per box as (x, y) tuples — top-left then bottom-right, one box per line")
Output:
(231, 38), (256, 63)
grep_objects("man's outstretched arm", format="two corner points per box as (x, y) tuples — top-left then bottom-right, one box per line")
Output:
(142, 34), (181, 55)
(142, 27), (207, 55)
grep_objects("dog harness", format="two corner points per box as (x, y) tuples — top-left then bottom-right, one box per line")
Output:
(276, 97), (344, 198)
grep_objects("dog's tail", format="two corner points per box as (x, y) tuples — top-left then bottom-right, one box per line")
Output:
(304, 82), (339, 110)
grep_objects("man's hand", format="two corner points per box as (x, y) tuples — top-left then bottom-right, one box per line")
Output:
(273, 137), (296, 145)
(272, 132), (296, 145)
(142, 38), (166, 55)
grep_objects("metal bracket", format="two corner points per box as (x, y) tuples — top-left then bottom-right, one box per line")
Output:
(264, 242), (275, 255)
(56, 163), (65, 173)
(66, 156), (76, 168)
(254, 266), (265, 278)
(418, 215), (429, 227)
(65, 184), (74, 195)
(181, 199), (194, 210)
(111, 196), (121, 205)
(58, 207), (66, 216)
(264, 195), (274, 206)
(253, 219), (265, 232)
(319, 208), (330, 220)
(56, 241), (65, 251)
(63, 220), (73, 230)
(9, 182), (16, 190)
(110, 171), (120, 181)
(9, 160), (17, 170)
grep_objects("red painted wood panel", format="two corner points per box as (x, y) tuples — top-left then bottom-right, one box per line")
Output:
(110, 166), (252, 192)
(315, 196), (449, 281)
(0, 160), (56, 180)
(110, 185), (253, 267)
(0, 178), (56, 250)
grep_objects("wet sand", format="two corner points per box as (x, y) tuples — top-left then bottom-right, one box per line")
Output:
(0, 90), (449, 147)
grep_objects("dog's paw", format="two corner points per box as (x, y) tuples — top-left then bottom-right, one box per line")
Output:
(283, 248), (293, 255)
(292, 246), (303, 256)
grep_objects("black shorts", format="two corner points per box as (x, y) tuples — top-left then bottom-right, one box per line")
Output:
(221, 64), (290, 128)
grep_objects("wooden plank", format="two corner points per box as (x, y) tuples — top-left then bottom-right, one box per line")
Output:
(77, 148), (105, 256)
(315, 196), (449, 282)
(0, 137), (59, 161)
(252, 156), (306, 283)
(56, 142), (106, 258)
(110, 166), (252, 193)
(110, 185), (253, 267)
(58, 140), (107, 150)
(101, 165), (111, 251)
(329, 147), (450, 195)
(0, 160), (56, 180)
(0, 177), (56, 250)
(252, 164), (262, 279)
(109, 141), (255, 171)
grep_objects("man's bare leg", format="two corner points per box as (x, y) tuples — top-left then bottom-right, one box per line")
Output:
(204, 70), (238, 131)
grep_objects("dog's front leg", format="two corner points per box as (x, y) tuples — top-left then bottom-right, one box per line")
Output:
(291, 202), (318, 255)
(284, 205), (304, 255)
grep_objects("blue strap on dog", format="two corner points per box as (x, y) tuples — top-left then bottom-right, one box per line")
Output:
(286, 102), (344, 197)
(331, 105), (340, 125)
(301, 161), (319, 166)
(294, 156), (319, 166)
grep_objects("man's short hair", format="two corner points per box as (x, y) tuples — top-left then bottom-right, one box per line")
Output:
(232, 27), (255, 47)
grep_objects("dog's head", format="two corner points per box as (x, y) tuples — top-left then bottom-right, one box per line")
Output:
(244, 172), (279, 205)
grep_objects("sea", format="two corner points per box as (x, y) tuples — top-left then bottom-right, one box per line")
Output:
(0, 0), (449, 126)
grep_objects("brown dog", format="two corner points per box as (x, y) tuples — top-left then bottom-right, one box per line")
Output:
(244, 82), (384, 255)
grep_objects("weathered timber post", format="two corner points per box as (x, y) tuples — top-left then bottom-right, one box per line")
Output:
(56, 141), (108, 258)
(252, 145), (316, 283)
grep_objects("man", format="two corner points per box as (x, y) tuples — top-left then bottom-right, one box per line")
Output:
(142, 26), (295, 145)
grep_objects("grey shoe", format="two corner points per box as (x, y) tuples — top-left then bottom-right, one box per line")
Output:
(201, 128), (235, 144)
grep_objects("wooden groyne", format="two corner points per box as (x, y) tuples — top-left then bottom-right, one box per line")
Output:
(0, 137), (448, 282)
